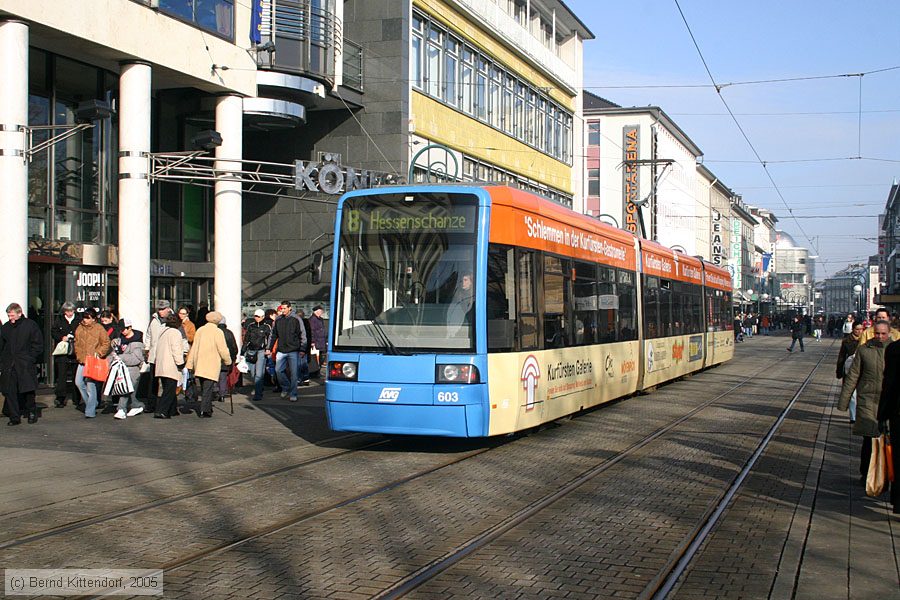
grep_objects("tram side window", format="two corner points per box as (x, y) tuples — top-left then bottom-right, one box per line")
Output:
(573, 261), (599, 345)
(517, 250), (539, 350)
(690, 287), (703, 333)
(597, 266), (617, 342)
(705, 289), (719, 331)
(722, 291), (733, 329)
(672, 282), (686, 336)
(659, 279), (673, 337)
(643, 276), (660, 339)
(486, 244), (516, 352)
(618, 270), (637, 340)
(543, 254), (571, 349)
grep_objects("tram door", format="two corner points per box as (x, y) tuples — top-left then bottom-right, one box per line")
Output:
(514, 250), (545, 430)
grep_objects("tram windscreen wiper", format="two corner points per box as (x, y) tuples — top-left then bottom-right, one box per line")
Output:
(351, 251), (407, 356)
(356, 290), (405, 356)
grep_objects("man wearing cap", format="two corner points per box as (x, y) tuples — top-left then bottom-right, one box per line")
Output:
(144, 300), (173, 410)
(243, 309), (272, 401)
(267, 301), (307, 402)
(309, 305), (327, 378)
(186, 311), (232, 417)
(109, 319), (146, 419)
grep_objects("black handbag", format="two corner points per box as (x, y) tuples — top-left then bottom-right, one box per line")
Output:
(244, 349), (259, 364)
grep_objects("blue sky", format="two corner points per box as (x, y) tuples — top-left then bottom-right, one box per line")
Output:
(566, 0), (900, 278)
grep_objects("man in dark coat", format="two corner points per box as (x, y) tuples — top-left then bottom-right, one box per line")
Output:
(788, 316), (805, 352)
(309, 305), (327, 377)
(878, 333), (900, 514)
(0, 303), (44, 425)
(267, 301), (307, 402)
(50, 301), (79, 408)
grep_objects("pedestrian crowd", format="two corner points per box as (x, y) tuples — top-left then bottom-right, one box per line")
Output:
(836, 308), (900, 514)
(0, 299), (327, 426)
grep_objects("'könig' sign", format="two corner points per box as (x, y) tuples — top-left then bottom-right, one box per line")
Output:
(294, 154), (401, 195)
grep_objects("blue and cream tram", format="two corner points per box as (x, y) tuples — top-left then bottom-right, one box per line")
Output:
(325, 185), (733, 437)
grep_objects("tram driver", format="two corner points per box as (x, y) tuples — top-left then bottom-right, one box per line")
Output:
(447, 271), (474, 332)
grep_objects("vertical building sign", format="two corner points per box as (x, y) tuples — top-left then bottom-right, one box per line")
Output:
(710, 210), (725, 265)
(730, 218), (742, 289)
(623, 126), (640, 234)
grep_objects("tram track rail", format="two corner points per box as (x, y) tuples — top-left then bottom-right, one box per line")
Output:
(643, 348), (831, 599)
(38, 343), (817, 600)
(0, 432), (383, 551)
(371, 345), (833, 600)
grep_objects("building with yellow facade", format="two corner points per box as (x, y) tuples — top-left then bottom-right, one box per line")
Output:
(405, 0), (592, 207)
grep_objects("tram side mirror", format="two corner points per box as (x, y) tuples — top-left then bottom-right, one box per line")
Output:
(310, 252), (324, 284)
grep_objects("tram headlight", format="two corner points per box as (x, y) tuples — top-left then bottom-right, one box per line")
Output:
(329, 361), (358, 381)
(436, 364), (479, 384)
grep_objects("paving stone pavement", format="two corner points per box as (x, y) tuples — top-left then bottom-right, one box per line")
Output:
(2, 335), (897, 600)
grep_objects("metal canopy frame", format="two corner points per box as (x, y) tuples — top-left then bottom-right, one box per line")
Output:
(149, 152), (330, 203)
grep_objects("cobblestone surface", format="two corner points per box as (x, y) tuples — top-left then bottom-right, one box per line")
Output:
(4, 336), (895, 600)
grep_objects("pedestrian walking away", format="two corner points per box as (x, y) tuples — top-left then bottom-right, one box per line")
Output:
(787, 316), (805, 352)
(186, 311), (232, 418)
(216, 316), (239, 402)
(839, 320), (891, 480)
(0, 303), (44, 425)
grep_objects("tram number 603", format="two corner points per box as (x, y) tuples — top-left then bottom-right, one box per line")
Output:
(436, 392), (459, 403)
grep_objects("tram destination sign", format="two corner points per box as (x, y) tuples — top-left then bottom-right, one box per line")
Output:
(343, 202), (477, 234)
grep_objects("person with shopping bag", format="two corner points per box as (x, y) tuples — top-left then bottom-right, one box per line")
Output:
(108, 319), (146, 420)
(878, 332), (900, 514)
(73, 308), (111, 419)
(840, 320), (892, 483)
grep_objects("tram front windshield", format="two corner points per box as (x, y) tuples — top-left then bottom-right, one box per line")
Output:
(333, 192), (479, 353)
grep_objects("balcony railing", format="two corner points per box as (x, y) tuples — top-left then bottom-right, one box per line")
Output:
(256, 0), (341, 88)
(342, 38), (364, 92)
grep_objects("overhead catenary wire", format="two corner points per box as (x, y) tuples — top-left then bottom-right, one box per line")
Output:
(673, 0), (841, 274)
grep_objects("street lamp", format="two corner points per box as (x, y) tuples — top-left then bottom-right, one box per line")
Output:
(746, 289), (755, 314)
(853, 284), (863, 317)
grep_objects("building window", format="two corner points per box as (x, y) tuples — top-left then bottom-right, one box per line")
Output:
(443, 36), (459, 106)
(412, 10), (574, 165)
(158, 0), (234, 39)
(426, 25), (442, 98)
(587, 169), (600, 197)
(28, 51), (117, 246)
(411, 16), (424, 89)
(588, 121), (600, 146)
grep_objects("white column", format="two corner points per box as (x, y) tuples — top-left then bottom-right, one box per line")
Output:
(118, 62), (152, 330)
(0, 21), (28, 315)
(214, 94), (243, 340)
